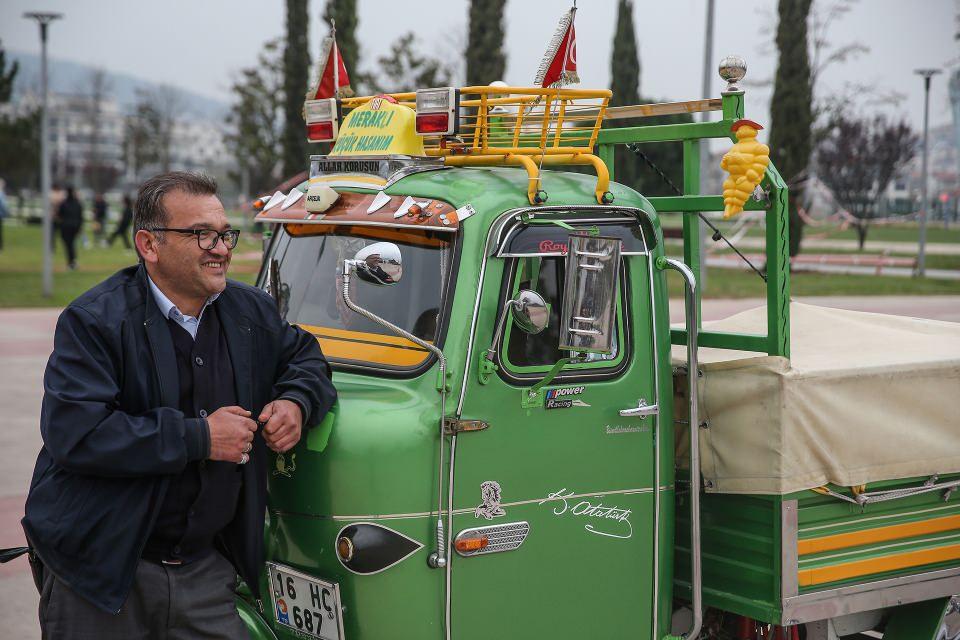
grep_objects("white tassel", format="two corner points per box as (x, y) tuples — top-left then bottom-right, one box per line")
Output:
(534, 8), (579, 88)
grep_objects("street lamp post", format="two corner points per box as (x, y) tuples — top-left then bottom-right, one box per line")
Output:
(914, 68), (941, 277)
(698, 0), (715, 292)
(23, 11), (63, 298)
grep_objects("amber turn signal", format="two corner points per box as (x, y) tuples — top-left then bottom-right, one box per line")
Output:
(454, 535), (489, 553)
(336, 535), (355, 562)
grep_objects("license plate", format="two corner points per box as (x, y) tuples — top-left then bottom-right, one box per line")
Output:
(267, 562), (345, 640)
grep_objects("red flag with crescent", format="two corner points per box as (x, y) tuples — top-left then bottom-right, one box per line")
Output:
(307, 35), (353, 100)
(535, 7), (579, 88)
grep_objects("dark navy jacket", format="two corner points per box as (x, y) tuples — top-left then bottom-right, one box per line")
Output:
(22, 265), (336, 613)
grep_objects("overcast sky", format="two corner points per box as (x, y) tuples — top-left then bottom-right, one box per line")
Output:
(1, 0), (956, 138)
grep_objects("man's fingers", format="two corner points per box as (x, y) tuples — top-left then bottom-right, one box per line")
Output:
(263, 426), (293, 445)
(258, 402), (276, 424)
(223, 406), (252, 417)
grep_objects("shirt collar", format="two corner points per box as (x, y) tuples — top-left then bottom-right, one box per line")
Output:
(147, 275), (221, 321)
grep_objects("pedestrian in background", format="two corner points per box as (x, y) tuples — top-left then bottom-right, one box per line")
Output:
(92, 193), (108, 247)
(0, 178), (9, 252)
(56, 186), (83, 270)
(49, 185), (64, 251)
(108, 194), (134, 250)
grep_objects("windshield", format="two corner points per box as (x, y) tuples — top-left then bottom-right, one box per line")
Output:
(269, 224), (452, 371)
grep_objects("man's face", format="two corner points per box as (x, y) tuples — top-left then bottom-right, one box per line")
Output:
(148, 190), (232, 301)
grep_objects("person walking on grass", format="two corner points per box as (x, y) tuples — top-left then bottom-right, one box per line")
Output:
(92, 193), (108, 247)
(55, 186), (83, 270)
(0, 178), (9, 252)
(108, 193), (134, 249)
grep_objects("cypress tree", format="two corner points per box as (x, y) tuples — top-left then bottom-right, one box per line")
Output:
(282, 0), (310, 177)
(0, 40), (18, 104)
(769, 0), (813, 257)
(609, 0), (641, 191)
(466, 0), (507, 85)
(607, 0), (689, 196)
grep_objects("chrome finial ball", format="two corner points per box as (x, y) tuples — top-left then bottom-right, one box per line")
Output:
(719, 55), (747, 93)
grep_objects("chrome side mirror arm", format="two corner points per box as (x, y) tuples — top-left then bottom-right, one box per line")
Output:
(340, 258), (452, 573)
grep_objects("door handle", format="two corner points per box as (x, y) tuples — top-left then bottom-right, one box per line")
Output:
(619, 399), (658, 418)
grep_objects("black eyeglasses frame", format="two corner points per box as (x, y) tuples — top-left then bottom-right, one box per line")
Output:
(148, 227), (241, 250)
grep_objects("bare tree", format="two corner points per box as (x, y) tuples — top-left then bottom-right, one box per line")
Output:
(80, 68), (117, 192)
(373, 33), (455, 93)
(749, 0), (892, 113)
(150, 85), (182, 172)
(816, 111), (917, 249)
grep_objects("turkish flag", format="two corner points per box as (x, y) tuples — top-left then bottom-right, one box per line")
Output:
(308, 36), (353, 100)
(536, 9), (579, 88)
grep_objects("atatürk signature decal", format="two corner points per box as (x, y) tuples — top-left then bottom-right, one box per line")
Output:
(537, 488), (633, 539)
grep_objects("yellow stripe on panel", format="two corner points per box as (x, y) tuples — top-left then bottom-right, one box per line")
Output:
(798, 544), (960, 587)
(798, 514), (960, 555)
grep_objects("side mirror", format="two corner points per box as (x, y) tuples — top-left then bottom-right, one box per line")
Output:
(350, 242), (403, 285)
(510, 289), (549, 335)
(559, 234), (621, 355)
(484, 289), (549, 364)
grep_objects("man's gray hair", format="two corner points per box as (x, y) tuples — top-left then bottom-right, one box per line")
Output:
(134, 172), (219, 240)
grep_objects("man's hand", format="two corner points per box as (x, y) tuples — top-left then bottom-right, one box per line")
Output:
(207, 406), (258, 463)
(259, 399), (303, 453)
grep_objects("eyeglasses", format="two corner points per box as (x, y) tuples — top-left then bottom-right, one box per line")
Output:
(149, 228), (240, 250)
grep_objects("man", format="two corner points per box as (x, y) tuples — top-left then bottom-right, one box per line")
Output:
(22, 172), (336, 638)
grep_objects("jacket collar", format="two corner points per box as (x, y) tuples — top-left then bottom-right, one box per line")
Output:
(139, 266), (179, 409)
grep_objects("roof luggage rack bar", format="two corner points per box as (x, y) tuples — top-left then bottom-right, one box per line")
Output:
(338, 86), (614, 206)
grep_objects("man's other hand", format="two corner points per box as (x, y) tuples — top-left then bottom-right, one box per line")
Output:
(207, 406), (257, 463)
(259, 399), (302, 453)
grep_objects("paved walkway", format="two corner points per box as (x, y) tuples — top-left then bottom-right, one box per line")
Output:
(1, 301), (957, 637)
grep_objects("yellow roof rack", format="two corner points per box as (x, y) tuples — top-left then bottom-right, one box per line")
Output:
(339, 86), (613, 205)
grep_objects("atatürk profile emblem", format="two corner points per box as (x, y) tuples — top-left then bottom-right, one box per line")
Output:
(474, 481), (506, 520)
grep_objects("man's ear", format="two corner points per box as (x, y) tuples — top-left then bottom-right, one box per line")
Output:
(135, 229), (160, 264)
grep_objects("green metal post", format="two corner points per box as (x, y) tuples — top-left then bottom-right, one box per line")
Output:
(682, 138), (703, 327)
(721, 92), (744, 122)
(764, 166), (791, 358)
(598, 143), (615, 181)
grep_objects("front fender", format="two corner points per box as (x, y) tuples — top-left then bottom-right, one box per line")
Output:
(236, 596), (278, 640)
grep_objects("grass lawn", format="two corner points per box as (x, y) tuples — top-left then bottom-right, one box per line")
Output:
(661, 216), (960, 245)
(2, 221), (957, 308)
(707, 247), (960, 271)
(0, 223), (262, 308)
(663, 266), (960, 298)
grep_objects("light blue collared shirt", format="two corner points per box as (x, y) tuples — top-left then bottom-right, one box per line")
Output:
(147, 276), (221, 340)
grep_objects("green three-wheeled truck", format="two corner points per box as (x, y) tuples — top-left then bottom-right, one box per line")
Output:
(236, 60), (960, 640)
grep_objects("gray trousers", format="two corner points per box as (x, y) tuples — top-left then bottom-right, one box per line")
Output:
(39, 551), (250, 639)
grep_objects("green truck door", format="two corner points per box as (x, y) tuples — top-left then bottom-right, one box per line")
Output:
(451, 221), (661, 639)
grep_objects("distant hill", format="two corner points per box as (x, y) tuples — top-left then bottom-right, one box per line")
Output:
(8, 50), (228, 121)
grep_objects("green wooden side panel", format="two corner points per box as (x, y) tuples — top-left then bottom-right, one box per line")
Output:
(674, 489), (782, 622)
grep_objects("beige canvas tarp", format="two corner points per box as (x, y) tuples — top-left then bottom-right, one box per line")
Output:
(673, 303), (960, 495)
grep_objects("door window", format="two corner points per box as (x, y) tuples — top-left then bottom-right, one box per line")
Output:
(497, 255), (629, 382)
